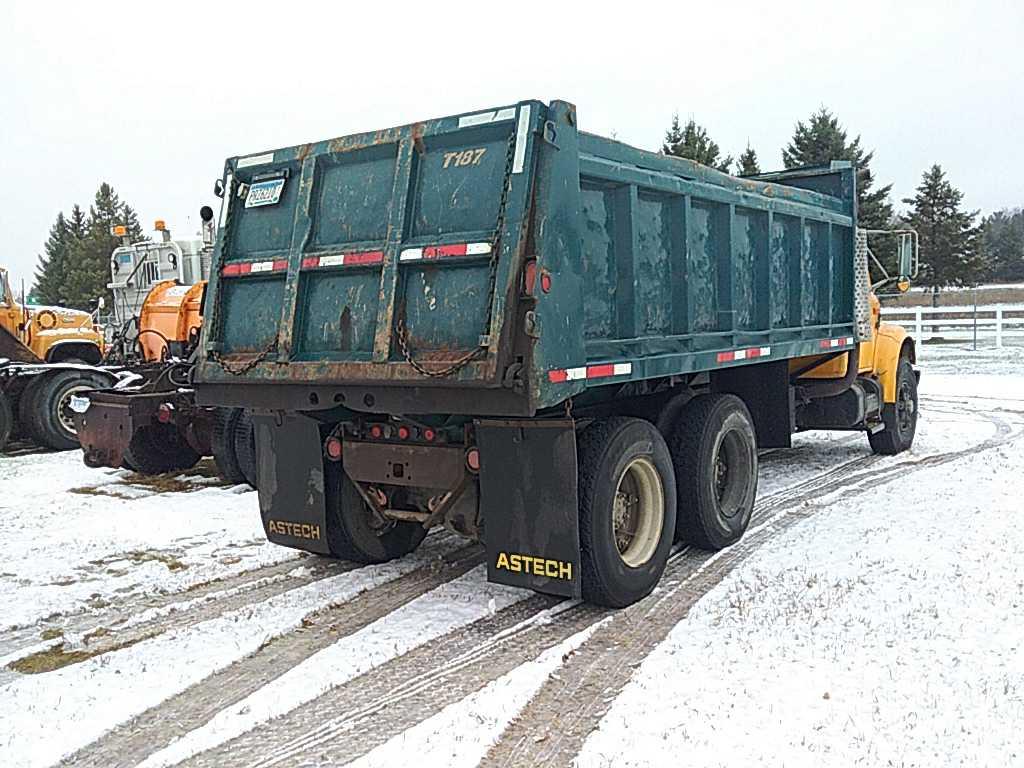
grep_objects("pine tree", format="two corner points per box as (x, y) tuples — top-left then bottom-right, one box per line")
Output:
(61, 183), (144, 310)
(983, 209), (1024, 283)
(34, 212), (71, 305)
(737, 145), (761, 176)
(782, 108), (893, 232)
(662, 114), (733, 173)
(903, 165), (984, 290)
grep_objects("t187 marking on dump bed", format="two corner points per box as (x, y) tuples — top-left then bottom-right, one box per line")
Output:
(442, 148), (487, 168)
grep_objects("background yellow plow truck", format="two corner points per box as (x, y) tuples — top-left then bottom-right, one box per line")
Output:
(193, 100), (921, 608)
(0, 266), (114, 451)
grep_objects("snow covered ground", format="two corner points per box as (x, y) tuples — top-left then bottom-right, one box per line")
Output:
(0, 342), (1021, 768)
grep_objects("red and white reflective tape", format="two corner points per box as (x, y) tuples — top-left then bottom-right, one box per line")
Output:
(399, 242), (492, 262)
(548, 362), (632, 384)
(221, 259), (288, 277)
(716, 346), (771, 364)
(820, 336), (855, 349)
(301, 251), (384, 269)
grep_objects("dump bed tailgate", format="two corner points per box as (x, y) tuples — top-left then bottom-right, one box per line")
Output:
(197, 102), (541, 390)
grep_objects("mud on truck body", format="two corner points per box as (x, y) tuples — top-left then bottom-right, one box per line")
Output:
(194, 100), (920, 608)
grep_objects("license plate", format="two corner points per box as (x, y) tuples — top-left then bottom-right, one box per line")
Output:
(245, 178), (286, 208)
(69, 395), (91, 414)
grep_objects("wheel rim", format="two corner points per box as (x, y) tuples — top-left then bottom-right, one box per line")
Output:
(612, 456), (664, 568)
(896, 379), (916, 434)
(57, 385), (92, 436)
(714, 428), (754, 519)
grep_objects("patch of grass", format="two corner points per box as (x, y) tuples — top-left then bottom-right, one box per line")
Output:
(40, 627), (63, 641)
(71, 458), (233, 498)
(68, 486), (137, 500)
(124, 458), (232, 494)
(9, 644), (93, 674)
(8, 629), (157, 674)
(125, 550), (189, 571)
(88, 549), (189, 572)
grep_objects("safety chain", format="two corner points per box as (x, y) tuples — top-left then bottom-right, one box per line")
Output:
(210, 175), (280, 376)
(395, 126), (519, 378)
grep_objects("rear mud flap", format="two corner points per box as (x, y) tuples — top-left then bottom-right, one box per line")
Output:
(253, 413), (331, 555)
(476, 419), (581, 598)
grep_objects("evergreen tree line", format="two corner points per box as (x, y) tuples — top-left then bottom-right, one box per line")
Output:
(663, 110), (1023, 289)
(34, 183), (143, 310)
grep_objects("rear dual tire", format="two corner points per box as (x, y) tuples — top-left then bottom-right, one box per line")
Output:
(212, 407), (248, 485)
(233, 410), (258, 488)
(669, 394), (758, 550)
(577, 417), (677, 608)
(325, 468), (428, 564)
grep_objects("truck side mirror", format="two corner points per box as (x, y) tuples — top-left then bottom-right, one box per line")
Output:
(214, 179), (225, 199)
(897, 233), (916, 281)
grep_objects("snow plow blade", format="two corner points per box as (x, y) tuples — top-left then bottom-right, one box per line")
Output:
(0, 324), (41, 363)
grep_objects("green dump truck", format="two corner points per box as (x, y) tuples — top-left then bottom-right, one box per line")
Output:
(195, 100), (919, 608)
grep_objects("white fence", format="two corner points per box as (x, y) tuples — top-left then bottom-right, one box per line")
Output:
(880, 305), (1024, 347)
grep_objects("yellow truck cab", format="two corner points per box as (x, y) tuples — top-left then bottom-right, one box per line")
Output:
(0, 267), (104, 364)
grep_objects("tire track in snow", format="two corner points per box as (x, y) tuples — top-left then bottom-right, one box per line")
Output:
(0, 555), (331, 669)
(56, 538), (482, 768)
(479, 407), (1022, 767)
(3, 530), (461, 674)
(186, 599), (594, 768)
(133, 564), (531, 768)
(347, 622), (611, 768)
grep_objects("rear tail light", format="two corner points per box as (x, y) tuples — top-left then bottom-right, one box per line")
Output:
(465, 447), (480, 472)
(397, 425), (411, 440)
(369, 424), (383, 439)
(422, 427), (436, 442)
(523, 260), (538, 294)
(325, 436), (343, 461)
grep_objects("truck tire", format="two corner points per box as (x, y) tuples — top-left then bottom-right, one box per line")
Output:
(325, 467), (428, 564)
(122, 423), (201, 475)
(0, 391), (12, 451)
(233, 410), (257, 488)
(212, 407), (247, 484)
(576, 417), (676, 608)
(669, 394), (758, 550)
(17, 375), (47, 445)
(30, 370), (112, 451)
(869, 357), (918, 456)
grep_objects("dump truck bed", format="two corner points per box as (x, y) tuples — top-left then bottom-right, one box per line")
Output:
(195, 100), (858, 416)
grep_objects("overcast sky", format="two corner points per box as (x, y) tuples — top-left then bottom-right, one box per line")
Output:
(2, 0), (1021, 290)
